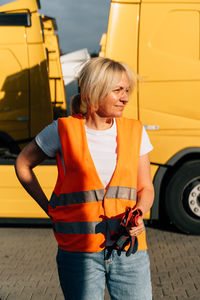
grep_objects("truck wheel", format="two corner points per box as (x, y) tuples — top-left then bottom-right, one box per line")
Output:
(164, 160), (200, 234)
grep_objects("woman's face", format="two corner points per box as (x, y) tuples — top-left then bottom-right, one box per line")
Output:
(95, 72), (130, 118)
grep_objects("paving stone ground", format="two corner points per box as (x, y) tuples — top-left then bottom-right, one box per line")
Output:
(0, 223), (199, 300)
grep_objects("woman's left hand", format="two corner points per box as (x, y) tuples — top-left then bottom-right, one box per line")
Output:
(127, 216), (145, 236)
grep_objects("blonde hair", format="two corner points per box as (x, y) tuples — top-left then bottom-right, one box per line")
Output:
(71, 57), (135, 115)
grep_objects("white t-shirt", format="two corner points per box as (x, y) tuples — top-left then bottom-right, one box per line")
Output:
(35, 119), (153, 187)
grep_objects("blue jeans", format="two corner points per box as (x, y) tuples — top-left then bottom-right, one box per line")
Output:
(56, 247), (152, 300)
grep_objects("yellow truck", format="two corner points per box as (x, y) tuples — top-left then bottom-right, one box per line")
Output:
(0, 0), (65, 223)
(1, 0), (200, 235)
(100, 0), (200, 234)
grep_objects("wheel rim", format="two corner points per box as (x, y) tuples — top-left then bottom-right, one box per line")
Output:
(183, 180), (200, 218)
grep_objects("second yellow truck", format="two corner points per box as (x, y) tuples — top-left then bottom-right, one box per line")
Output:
(100, 0), (200, 234)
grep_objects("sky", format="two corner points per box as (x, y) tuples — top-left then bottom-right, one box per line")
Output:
(40, 0), (110, 55)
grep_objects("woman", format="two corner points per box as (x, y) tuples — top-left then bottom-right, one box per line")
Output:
(15, 57), (154, 300)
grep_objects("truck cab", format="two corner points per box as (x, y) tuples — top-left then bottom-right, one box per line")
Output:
(0, 0), (66, 156)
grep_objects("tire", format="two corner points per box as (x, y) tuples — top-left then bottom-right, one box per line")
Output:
(164, 160), (200, 234)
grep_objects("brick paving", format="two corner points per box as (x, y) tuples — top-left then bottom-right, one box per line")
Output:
(0, 224), (199, 300)
(147, 224), (200, 300)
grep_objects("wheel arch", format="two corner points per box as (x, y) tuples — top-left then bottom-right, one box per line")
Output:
(151, 147), (200, 220)
(0, 131), (21, 154)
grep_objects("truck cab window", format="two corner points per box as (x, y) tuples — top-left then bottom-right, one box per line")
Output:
(0, 13), (31, 27)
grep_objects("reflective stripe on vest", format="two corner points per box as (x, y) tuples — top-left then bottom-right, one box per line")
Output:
(53, 218), (120, 235)
(50, 186), (137, 208)
(106, 186), (137, 200)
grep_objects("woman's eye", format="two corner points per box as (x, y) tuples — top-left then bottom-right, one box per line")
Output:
(112, 88), (129, 93)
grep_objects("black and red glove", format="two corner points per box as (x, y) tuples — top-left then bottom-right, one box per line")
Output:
(115, 207), (143, 256)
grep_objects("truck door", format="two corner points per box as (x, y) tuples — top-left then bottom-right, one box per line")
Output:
(0, 12), (30, 146)
(138, 2), (200, 165)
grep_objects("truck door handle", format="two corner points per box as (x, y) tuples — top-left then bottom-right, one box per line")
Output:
(144, 125), (159, 130)
(16, 117), (29, 121)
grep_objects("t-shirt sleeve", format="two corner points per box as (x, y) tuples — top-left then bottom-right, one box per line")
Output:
(139, 126), (153, 156)
(35, 120), (61, 157)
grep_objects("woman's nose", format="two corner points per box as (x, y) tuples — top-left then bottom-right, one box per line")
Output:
(120, 91), (129, 102)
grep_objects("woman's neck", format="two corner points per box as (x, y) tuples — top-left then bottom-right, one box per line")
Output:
(85, 114), (113, 130)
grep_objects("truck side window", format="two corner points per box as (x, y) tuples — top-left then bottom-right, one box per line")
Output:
(39, 16), (45, 42)
(0, 13), (31, 27)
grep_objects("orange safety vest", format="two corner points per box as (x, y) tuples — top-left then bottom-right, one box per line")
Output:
(48, 114), (147, 252)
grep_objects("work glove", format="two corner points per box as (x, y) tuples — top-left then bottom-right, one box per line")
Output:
(115, 207), (143, 256)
